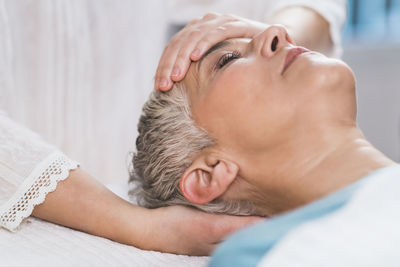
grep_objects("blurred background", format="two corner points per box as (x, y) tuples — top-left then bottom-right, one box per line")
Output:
(342, 0), (400, 165)
(0, 0), (399, 184)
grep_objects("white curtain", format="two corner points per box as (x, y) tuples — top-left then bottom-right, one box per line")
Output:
(0, 0), (168, 184)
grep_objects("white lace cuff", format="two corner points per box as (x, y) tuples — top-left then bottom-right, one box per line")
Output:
(0, 152), (79, 231)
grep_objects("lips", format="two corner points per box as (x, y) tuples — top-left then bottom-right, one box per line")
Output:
(281, 47), (310, 75)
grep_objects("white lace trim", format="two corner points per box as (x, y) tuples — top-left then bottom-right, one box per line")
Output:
(0, 151), (79, 231)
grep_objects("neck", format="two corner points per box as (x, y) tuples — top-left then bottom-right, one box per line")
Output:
(245, 125), (395, 216)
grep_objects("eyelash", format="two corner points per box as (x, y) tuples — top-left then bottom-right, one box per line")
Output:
(216, 51), (241, 70)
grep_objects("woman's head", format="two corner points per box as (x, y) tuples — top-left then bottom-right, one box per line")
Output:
(130, 25), (356, 216)
(130, 84), (257, 215)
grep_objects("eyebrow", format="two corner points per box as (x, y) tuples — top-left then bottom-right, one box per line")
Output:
(197, 40), (231, 73)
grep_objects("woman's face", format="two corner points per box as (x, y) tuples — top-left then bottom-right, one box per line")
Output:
(183, 25), (355, 158)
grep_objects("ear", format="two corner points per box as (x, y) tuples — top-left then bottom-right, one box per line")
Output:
(179, 153), (239, 205)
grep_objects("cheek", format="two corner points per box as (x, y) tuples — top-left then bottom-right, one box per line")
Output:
(195, 63), (293, 151)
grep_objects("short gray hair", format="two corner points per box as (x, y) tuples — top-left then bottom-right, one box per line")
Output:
(129, 83), (256, 215)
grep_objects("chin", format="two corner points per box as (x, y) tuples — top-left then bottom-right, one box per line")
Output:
(303, 54), (355, 92)
(301, 55), (357, 120)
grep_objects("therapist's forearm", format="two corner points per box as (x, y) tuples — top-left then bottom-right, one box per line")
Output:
(267, 6), (333, 56)
(30, 167), (262, 255)
(32, 168), (150, 247)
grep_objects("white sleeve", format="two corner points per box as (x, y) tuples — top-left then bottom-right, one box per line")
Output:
(264, 0), (347, 58)
(0, 111), (78, 231)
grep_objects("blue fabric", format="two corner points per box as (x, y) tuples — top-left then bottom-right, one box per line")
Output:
(209, 168), (383, 267)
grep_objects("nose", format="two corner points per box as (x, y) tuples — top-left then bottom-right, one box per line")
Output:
(250, 25), (294, 58)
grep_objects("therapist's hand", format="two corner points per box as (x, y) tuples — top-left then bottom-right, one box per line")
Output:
(146, 205), (263, 256)
(155, 13), (270, 91)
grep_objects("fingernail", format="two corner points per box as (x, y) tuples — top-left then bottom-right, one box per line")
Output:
(159, 78), (168, 88)
(192, 49), (201, 58)
(172, 67), (180, 77)
(155, 78), (161, 89)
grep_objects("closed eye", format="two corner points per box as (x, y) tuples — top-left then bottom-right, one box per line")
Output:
(215, 51), (241, 70)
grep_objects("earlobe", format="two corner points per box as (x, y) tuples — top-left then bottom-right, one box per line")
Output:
(179, 154), (239, 205)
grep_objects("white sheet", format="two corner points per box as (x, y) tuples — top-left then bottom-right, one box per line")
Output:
(258, 164), (400, 266)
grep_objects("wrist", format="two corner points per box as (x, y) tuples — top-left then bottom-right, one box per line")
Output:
(245, 19), (269, 36)
(116, 203), (155, 249)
